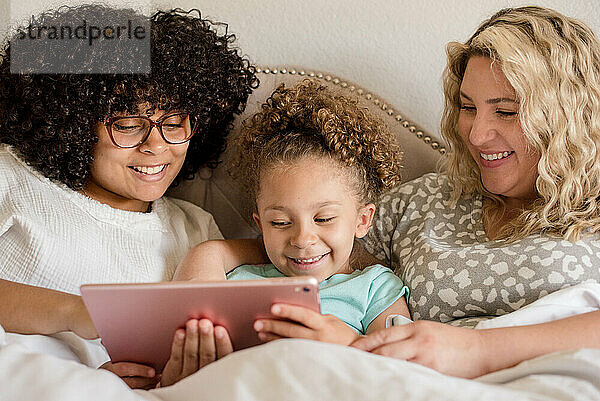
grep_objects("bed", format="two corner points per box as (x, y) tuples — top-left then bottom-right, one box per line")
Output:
(2, 68), (600, 401)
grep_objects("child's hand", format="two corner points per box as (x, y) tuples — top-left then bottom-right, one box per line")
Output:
(100, 361), (158, 389)
(254, 304), (360, 346)
(160, 318), (233, 387)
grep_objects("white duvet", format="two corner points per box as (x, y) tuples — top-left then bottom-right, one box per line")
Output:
(2, 283), (600, 401)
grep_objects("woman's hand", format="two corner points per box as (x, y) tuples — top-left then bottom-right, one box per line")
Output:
(351, 320), (489, 378)
(254, 304), (360, 346)
(100, 361), (158, 389)
(67, 296), (99, 340)
(0, 280), (99, 338)
(160, 319), (233, 387)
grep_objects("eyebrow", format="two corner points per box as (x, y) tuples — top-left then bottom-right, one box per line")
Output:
(264, 201), (343, 211)
(459, 91), (518, 104)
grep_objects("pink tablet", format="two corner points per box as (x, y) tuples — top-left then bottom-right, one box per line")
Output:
(80, 277), (320, 371)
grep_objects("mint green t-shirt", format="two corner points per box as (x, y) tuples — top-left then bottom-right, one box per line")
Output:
(227, 264), (409, 334)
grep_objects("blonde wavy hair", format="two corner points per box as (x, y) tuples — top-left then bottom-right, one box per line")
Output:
(231, 80), (403, 208)
(441, 6), (600, 242)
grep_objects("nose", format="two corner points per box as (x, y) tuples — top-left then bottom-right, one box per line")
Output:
(138, 126), (168, 155)
(290, 222), (318, 249)
(468, 113), (497, 147)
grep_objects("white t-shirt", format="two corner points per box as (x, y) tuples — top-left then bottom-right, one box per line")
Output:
(0, 145), (223, 295)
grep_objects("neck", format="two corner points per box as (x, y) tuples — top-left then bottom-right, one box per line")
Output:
(81, 182), (151, 213)
(482, 195), (536, 240)
(503, 196), (534, 212)
(336, 260), (354, 275)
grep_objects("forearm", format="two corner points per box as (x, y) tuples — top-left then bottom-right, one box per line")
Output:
(0, 279), (82, 335)
(174, 239), (268, 281)
(479, 310), (600, 374)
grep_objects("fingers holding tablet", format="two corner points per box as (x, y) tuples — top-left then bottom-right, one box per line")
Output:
(197, 319), (233, 368)
(214, 325), (234, 359)
(160, 327), (186, 387)
(160, 319), (234, 387)
(182, 319), (201, 374)
(100, 361), (158, 389)
(254, 304), (360, 346)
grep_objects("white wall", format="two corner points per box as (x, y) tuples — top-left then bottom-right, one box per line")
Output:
(3, 0), (599, 137)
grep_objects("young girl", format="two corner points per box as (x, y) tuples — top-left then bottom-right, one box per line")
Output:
(173, 80), (410, 350)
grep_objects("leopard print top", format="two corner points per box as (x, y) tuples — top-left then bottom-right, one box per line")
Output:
(361, 173), (600, 327)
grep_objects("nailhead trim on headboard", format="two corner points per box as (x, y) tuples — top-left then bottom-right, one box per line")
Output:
(256, 67), (447, 155)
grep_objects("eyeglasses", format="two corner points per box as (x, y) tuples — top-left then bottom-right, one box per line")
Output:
(101, 112), (197, 149)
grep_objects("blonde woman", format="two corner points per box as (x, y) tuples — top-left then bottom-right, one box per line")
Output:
(352, 6), (600, 378)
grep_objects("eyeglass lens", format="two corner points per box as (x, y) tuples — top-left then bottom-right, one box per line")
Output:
(110, 113), (192, 147)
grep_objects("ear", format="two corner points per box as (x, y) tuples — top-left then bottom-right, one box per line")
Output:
(252, 212), (264, 234)
(354, 203), (376, 239)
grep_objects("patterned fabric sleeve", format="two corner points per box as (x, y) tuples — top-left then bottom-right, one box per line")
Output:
(363, 172), (600, 326)
(361, 175), (435, 275)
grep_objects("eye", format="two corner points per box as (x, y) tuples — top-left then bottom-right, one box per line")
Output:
(111, 117), (147, 135)
(270, 221), (290, 227)
(459, 104), (476, 113)
(496, 109), (518, 117)
(162, 114), (187, 128)
(162, 123), (184, 131)
(315, 217), (335, 223)
(113, 123), (143, 133)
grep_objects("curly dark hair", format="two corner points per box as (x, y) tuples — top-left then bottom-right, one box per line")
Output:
(232, 80), (403, 206)
(0, 5), (258, 189)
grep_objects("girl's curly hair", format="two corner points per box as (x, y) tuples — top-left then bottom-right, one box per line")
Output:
(232, 80), (403, 207)
(0, 5), (258, 189)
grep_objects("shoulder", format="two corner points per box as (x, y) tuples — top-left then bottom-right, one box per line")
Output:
(227, 264), (283, 280)
(359, 264), (395, 277)
(327, 265), (400, 287)
(376, 173), (459, 218)
(162, 196), (216, 222)
(0, 146), (28, 188)
(359, 264), (405, 285)
(160, 196), (223, 242)
(0, 145), (59, 205)
(381, 173), (451, 203)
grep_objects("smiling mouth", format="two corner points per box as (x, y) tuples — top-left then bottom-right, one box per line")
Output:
(129, 164), (168, 175)
(480, 151), (514, 161)
(288, 253), (329, 264)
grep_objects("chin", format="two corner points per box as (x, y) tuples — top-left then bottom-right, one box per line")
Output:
(481, 179), (512, 197)
(135, 190), (168, 203)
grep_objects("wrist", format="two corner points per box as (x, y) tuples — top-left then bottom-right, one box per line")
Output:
(64, 294), (85, 333)
(474, 328), (494, 376)
(476, 327), (520, 376)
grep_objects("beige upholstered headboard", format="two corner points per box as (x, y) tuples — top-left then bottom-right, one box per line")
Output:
(168, 67), (446, 239)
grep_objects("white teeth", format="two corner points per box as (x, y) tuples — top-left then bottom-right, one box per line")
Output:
(132, 164), (166, 175)
(292, 255), (324, 263)
(480, 151), (513, 161)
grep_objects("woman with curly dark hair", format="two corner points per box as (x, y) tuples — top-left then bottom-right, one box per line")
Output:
(0, 5), (257, 388)
(175, 80), (409, 358)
